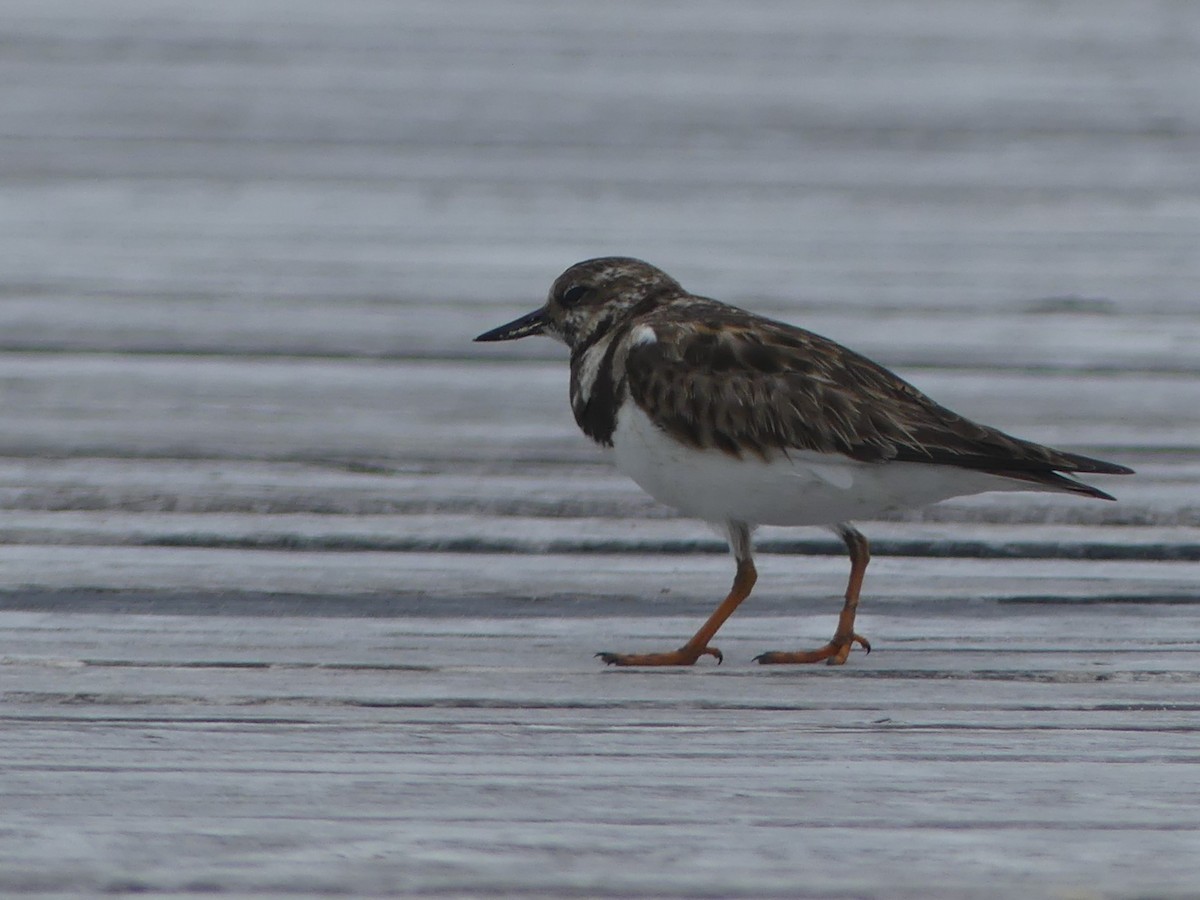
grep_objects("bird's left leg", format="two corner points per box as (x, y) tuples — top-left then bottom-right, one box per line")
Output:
(597, 521), (755, 666)
(755, 523), (872, 666)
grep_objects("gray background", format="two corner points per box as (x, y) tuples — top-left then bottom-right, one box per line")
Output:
(2, 1), (1198, 896)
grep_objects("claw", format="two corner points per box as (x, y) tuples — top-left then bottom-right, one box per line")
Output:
(594, 645), (721, 667)
(755, 632), (872, 666)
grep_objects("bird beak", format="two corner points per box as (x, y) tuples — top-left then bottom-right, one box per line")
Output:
(474, 308), (548, 342)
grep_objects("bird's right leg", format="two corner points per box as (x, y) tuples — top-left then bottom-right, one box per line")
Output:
(755, 523), (872, 665)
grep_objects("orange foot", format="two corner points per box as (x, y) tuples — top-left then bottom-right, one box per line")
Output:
(596, 645), (723, 667)
(754, 633), (871, 666)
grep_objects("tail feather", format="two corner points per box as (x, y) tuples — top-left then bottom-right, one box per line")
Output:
(988, 468), (1121, 501)
(1046, 449), (1135, 477)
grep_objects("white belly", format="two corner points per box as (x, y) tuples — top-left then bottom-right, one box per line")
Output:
(611, 402), (1031, 527)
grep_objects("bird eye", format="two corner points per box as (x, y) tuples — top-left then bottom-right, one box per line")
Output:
(560, 285), (588, 306)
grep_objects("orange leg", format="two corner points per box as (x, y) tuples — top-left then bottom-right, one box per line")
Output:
(598, 546), (757, 667)
(755, 524), (872, 666)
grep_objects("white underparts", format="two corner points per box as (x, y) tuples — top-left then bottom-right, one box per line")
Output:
(611, 401), (1038, 527)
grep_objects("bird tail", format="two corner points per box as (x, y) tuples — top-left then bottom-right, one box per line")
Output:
(985, 450), (1133, 501)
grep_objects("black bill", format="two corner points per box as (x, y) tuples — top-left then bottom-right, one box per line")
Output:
(474, 308), (548, 342)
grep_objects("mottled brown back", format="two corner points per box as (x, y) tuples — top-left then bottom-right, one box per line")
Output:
(623, 298), (1131, 499)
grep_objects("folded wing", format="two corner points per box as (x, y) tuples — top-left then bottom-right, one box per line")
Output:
(623, 305), (1132, 500)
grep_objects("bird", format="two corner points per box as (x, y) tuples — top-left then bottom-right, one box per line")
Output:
(474, 257), (1133, 666)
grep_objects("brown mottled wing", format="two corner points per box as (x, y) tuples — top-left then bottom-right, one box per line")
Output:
(623, 303), (1131, 498)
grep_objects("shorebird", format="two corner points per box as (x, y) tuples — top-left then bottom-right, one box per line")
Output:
(476, 257), (1132, 666)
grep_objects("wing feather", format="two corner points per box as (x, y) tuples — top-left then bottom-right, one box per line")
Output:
(622, 303), (1131, 498)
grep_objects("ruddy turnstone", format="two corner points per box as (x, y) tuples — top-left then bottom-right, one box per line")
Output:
(475, 257), (1133, 666)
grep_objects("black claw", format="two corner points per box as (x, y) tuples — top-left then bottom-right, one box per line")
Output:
(595, 652), (619, 666)
(714, 650), (724, 665)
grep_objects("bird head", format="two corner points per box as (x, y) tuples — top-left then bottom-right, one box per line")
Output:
(474, 257), (683, 351)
